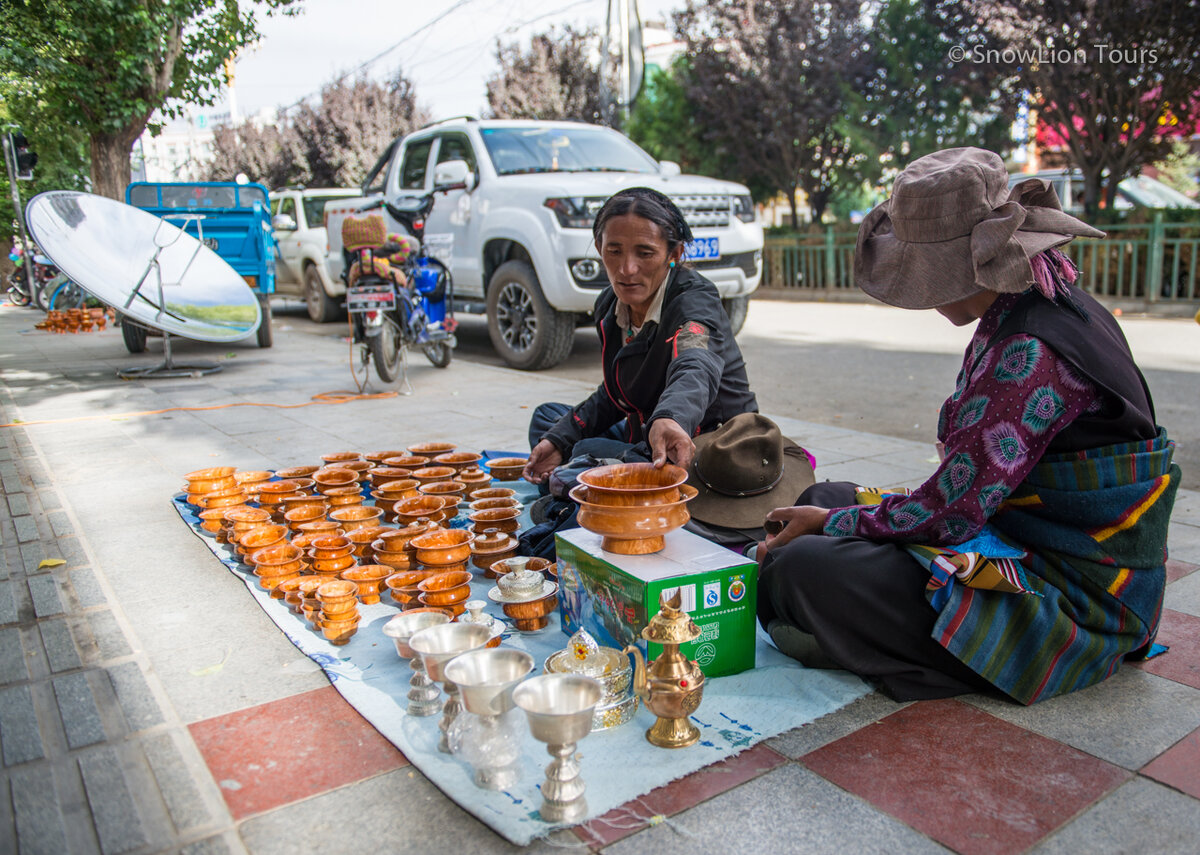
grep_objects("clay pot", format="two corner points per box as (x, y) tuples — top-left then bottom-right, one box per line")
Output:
(184, 467), (237, 494)
(485, 457), (528, 481)
(407, 441), (456, 457)
(275, 465), (320, 480)
(410, 529), (473, 566)
(341, 564), (392, 604)
(576, 462), (688, 506)
(410, 466), (456, 487)
(468, 506), (520, 534)
(329, 505), (385, 532)
(433, 451), (483, 472)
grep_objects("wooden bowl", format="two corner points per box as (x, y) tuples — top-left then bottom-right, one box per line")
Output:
(569, 483), (697, 554)
(365, 450), (408, 465)
(320, 599), (359, 618)
(321, 619), (359, 645)
(342, 564), (392, 603)
(394, 495), (452, 526)
(379, 520), (439, 550)
(198, 508), (227, 534)
(375, 478), (420, 498)
(468, 506), (520, 533)
(308, 554), (356, 574)
(296, 520), (342, 540)
(184, 467), (237, 494)
(276, 465), (320, 479)
(407, 441), (456, 457)
(418, 594), (466, 617)
(199, 486), (248, 510)
(317, 578), (358, 602)
(337, 460), (374, 481)
(410, 466), (456, 487)
(500, 590), (558, 631)
(279, 494), (327, 517)
(419, 480), (467, 504)
(288, 477), (318, 495)
(233, 471), (273, 500)
(257, 479), (303, 499)
(324, 485), (365, 508)
(471, 530), (519, 570)
(485, 457), (528, 481)
(329, 505), (385, 531)
(321, 451), (362, 465)
(417, 559), (470, 576)
(433, 451), (483, 472)
(469, 496), (520, 512)
(576, 462), (688, 506)
(277, 576), (307, 612)
(488, 556), (553, 580)
(284, 504), (327, 531)
(417, 583), (471, 607)
(456, 467), (491, 488)
(371, 547), (415, 572)
(381, 455), (429, 472)
(237, 524), (289, 556)
(370, 468), (415, 489)
(467, 487), (516, 502)
(309, 534), (352, 557)
(249, 543), (305, 576)
(257, 570), (301, 593)
(345, 525), (390, 559)
(313, 468), (357, 493)
(410, 529), (473, 566)
(418, 569), (472, 594)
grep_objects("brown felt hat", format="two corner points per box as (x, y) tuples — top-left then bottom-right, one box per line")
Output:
(686, 413), (816, 530)
(855, 147), (1104, 309)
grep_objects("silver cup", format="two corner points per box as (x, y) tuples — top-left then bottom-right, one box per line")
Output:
(443, 648), (535, 789)
(382, 611), (451, 716)
(513, 673), (603, 823)
(409, 622), (493, 753)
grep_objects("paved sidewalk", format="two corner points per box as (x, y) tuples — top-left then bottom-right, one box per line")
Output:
(1, 302), (1198, 854)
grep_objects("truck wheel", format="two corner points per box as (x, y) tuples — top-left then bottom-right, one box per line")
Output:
(486, 260), (574, 370)
(256, 296), (274, 348)
(723, 295), (750, 335)
(304, 263), (342, 323)
(120, 315), (148, 353)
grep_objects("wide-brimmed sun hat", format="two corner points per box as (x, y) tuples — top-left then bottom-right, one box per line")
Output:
(686, 413), (816, 530)
(854, 147), (1104, 309)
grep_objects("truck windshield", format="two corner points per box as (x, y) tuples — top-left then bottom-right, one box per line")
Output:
(479, 127), (659, 176)
(303, 193), (361, 228)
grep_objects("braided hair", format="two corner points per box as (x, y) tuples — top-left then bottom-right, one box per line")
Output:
(592, 187), (693, 253)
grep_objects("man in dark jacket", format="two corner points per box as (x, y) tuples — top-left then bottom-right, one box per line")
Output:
(524, 188), (757, 483)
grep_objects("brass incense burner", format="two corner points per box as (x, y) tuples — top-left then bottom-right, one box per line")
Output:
(624, 591), (706, 748)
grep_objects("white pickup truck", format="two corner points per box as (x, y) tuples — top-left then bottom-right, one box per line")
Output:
(270, 187), (361, 322)
(326, 118), (763, 370)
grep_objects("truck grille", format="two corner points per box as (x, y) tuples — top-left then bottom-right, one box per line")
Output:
(670, 194), (732, 228)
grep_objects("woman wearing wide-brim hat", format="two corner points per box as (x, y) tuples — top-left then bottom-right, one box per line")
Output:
(757, 147), (1181, 705)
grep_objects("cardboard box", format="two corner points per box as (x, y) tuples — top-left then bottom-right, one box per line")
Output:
(555, 527), (757, 678)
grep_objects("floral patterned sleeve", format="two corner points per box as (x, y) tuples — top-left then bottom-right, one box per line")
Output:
(822, 333), (1098, 545)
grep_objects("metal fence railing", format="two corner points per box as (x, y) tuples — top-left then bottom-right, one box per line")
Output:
(762, 212), (1200, 304)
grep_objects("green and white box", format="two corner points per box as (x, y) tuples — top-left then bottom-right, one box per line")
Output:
(555, 527), (757, 678)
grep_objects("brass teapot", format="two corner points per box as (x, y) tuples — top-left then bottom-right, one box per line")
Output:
(624, 590), (706, 748)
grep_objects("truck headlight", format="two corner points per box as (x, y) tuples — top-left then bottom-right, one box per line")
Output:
(733, 195), (756, 223)
(571, 259), (602, 281)
(544, 196), (607, 229)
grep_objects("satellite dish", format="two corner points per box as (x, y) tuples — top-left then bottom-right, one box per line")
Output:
(24, 191), (262, 378)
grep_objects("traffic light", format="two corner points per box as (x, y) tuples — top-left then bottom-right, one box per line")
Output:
(12, 132), (37, 180)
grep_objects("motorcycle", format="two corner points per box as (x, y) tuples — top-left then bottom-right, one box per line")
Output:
(341, 191), (457, 384)
(5, 241), (37, 307)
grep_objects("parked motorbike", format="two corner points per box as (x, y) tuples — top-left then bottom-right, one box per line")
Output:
(6, 241), (36, 307)
(341, 190), (458, 384)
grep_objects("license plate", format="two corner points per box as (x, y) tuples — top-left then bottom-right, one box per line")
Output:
(346, 283), (396, 313)
(684, 237), (719, 261)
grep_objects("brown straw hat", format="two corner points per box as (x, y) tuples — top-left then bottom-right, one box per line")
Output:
(686, 413), (816, 530)
(855, 147), (1104, 309)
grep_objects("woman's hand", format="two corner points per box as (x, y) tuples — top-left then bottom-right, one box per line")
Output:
(763, 505), (827, 551)
(523, 440), (563, 485)
(648, 418), (696, 470)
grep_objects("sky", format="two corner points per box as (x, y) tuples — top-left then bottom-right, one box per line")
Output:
(205, 0), (681, 125)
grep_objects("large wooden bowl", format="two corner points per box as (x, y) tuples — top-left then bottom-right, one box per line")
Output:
(576, 462), (688, 506)
(569, 483), (697, 554)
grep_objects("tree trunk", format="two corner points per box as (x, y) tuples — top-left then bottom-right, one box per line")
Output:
(788, 186), (799, 230)
(89, 130), (139, 200)
(1078, 164), (1105, 218)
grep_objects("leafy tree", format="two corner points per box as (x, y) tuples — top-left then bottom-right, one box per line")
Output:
(1152, 138), (1200, 199)
(676, 0), (873, 226)
(206, 70), (428, 189)
(847, 0), (1020, 180)
(0, 0), (300, 201)
(0, 92), (90, 235)
(952, 0), (1200, 215)
(486, 25), (615, 126)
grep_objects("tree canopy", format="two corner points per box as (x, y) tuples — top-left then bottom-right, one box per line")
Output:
(0, 0), (300, 200)
(486, 25), (615, 126)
